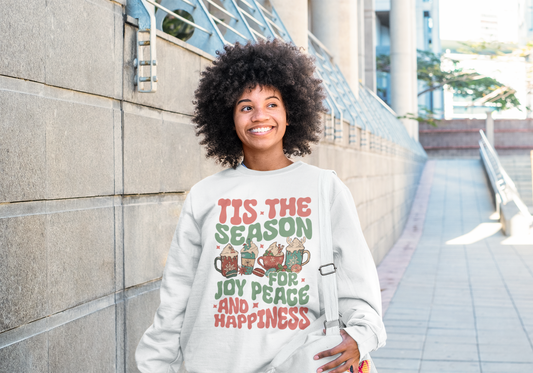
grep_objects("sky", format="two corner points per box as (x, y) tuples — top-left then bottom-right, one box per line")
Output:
(439, 0), (522, 44)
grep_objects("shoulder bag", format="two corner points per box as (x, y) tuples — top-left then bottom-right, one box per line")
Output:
(264, 170), (377, 373)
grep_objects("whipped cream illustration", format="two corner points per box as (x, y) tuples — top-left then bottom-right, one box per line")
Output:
(221, 243), (238, 258)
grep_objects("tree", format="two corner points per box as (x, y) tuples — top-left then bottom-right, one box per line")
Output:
(376, 49), (522, 125)
(416, 49), (520, 111)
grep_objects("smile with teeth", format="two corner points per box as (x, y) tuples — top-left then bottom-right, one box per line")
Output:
(249, 126), (273, 134)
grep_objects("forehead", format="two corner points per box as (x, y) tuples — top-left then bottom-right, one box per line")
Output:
(236, 84), (281, 100)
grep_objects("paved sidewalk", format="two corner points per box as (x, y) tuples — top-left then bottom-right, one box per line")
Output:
(373, 159), (533, 373)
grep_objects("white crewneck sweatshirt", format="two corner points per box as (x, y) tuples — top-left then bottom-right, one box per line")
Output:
(136, 162), (386, 373)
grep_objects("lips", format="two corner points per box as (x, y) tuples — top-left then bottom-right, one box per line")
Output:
(249, 126), (273, 134)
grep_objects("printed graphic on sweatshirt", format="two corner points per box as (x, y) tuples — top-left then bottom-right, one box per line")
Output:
(212, 197), (314, 330)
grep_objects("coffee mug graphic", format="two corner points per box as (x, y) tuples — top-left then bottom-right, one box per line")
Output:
(257, 254), (285, 271)
(241, 238), (259, 275)
(285, 237), (310, 271)
(215, 243), (239, 278)
(284, 249), (310, 268)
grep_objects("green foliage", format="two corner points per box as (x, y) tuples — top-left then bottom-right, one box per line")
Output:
(376, 54), (390, 73)
(162, 10), (195, 42)
(377, 49), (521, 112)
(456, 41), (515, 56)
(416, 49), (521, 111)
(397, 107), (441, 127)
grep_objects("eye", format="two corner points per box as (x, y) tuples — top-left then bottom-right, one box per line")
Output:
(240, 105), (252, 112)
(267, 102), (277, 108)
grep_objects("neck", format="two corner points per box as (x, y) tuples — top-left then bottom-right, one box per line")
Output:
(242, 152), (293, 171)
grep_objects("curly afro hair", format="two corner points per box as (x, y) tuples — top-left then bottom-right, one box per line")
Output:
(192, 39), (326, 168)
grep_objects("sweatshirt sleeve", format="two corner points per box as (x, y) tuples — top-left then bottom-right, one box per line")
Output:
(329, 177), (387, 362)
(135, 193), (202, 373)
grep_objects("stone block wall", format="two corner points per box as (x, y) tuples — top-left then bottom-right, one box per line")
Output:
(419, 119), (533, 158)
(0, 3), (425, 372)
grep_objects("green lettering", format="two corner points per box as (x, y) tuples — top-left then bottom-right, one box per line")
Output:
(287, 288), (298, 306)
(263, 219), (278, 241)
(224, 279), (235, 296)
(262, 285), (273, 304)
(251, 281), (262, 301)
(230, 225), (246, 245)
(296, 217), (312, 239)
(215, 281), (223, 300)
(247, 223), (263, 242)
(278, 272), (288, 286)
(235, 279), (246, 297)
(274, 287), (287, 305)
(279, 217), (295, 237)
(268, 272), (277, 286)
(298, 285), (310, 305)
(288, 272), (298, 286)
(215, 224), (229, 244)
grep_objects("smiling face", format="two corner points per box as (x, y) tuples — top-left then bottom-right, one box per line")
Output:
(233, 85), (288, 162)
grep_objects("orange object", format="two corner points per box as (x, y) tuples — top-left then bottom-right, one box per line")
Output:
(358, 360), (370, 373)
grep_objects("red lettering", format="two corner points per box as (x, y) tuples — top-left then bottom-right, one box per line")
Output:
(237, 314), (247, 329)
(278, 307), (288, 329)
(218, 199), (231, 223)
(229, 297), (239, 314)
(247, 313), (258, 329)
(230, 200), (243, 225)
(214, 313), (225, 327)
(217, 298), (228, 314)
(265, 199), (280, 219)
(226, 315), (237, 328)
(266, 307), (278, 328)
(288, 307), (299, 330)
(298, 307), (310, 329)
(297, 197), (311, 217)
(257, 310), (266, 328)
(243, 199), (258, 224)
(280, 198), (296, 217)
(239, 299), (249, 313)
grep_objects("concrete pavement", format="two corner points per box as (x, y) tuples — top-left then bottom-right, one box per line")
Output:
(374, 159), (533, 373)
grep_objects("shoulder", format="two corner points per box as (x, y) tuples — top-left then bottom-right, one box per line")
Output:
(188, 167), (238, 195)
(313, 166), (350, 201)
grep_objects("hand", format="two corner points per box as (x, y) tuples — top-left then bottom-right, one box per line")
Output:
(314, 329), (360, 373)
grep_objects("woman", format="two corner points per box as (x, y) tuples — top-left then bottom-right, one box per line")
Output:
(136, 39), (386, 373)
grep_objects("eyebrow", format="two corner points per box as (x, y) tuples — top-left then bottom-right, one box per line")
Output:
(236, 95), (280, 106)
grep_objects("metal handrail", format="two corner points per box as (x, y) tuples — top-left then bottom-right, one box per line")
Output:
(210, 14), (248, 39)
(204, 0), (237, 20)
(479, 130), (533, 222)
(129, 0), (427, 157)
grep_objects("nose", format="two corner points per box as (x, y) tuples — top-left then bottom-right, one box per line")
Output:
(252, 106), (269, 122)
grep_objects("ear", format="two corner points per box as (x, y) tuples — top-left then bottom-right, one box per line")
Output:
(286, 237), (291, 244)
(302, 237), (306, 244)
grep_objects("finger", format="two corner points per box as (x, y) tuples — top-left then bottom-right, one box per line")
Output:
(318, 356), (357, 373)
(314, 343), (346, 360)
(328, 360), (356, 373)
(322, 357), (357, 373)
(316, 354), (348, 373)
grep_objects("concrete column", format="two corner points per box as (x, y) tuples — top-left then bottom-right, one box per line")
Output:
(311, 0), (341, 61)
(358, 0), (366, 85)
(411, 0), (419, 140)
(364, 0), (376, 92)
(311, 0), (360, 94)
(341, 0), (360, 94)
(431, 0), (444, 118)
(269, 0), (308, 51)
(390, 0), (415, 137)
